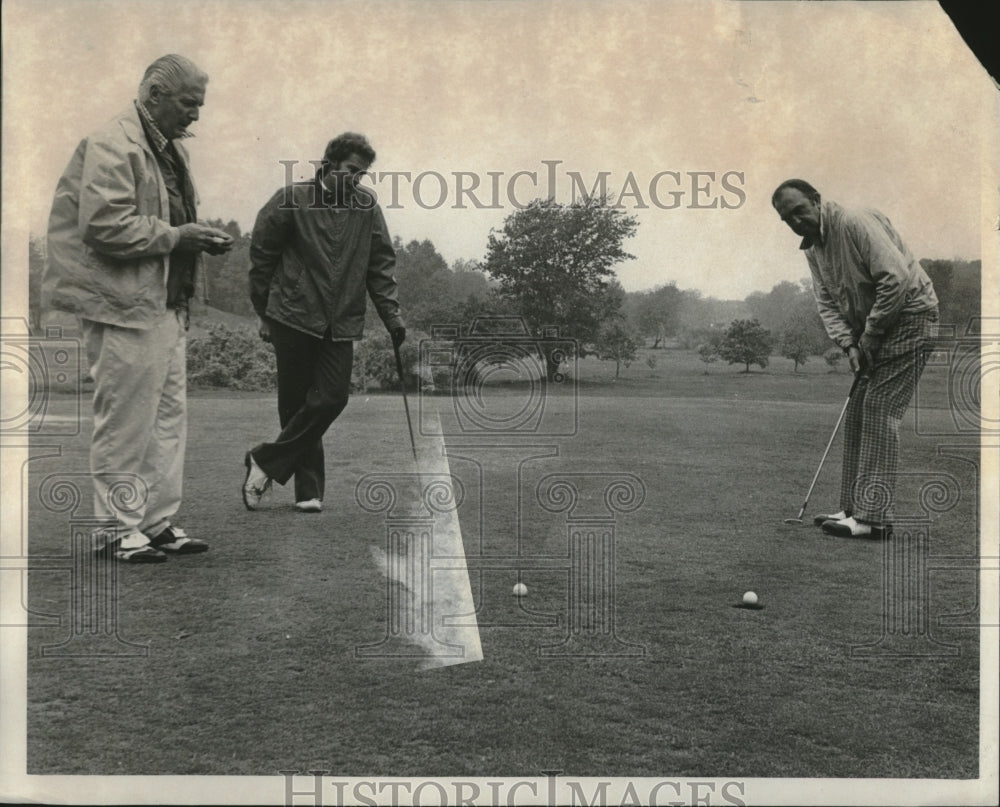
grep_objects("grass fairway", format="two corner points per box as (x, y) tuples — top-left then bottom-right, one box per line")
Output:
(26, 348), (980, 779)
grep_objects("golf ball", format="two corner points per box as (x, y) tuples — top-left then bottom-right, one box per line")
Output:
(513, 582), (528, 597)
(742, 591), (759, 605)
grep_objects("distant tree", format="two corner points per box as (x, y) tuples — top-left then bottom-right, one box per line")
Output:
(694, 326), (724, 372)
(28, 235), (46, 333)
(483, 195), (638, 379)
(676, 289), (749, 349)
(779, 302), (830, 371)
(921, 258), (980, 334)
(745, 280), (803, 332)
(450, 258), (493, 301)
(390, 242), (495, 333)
(824, 346), (844, 372)
(594, 319), (640, 379)
(394, 238), (452, 327)
(718, 318), (773, 373)
(202, 218), (254, 317)
(698, 340), (720, 371)
(626, 282), (683, 348)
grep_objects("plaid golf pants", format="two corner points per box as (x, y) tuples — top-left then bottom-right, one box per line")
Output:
(841, 309), (939, 523)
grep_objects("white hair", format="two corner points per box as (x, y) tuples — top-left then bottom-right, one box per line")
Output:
(138, 54), (208, 102)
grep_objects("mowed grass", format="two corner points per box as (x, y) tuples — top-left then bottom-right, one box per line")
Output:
(25, 347), (981, 777)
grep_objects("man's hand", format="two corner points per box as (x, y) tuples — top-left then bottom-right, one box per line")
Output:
(858, 332), (880, 374)
(176, 223), (234, 255)
(258, 318), (272, 343)
(391, 326), (406, 349)
(847, 345), (864, 376)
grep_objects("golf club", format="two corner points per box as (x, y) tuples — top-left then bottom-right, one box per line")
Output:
(393, 341), (418, 462)
(784, 372), (864, 525)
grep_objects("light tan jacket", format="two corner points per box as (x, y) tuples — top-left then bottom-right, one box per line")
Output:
(803, 200), (938, 349)
(43, 104), (199, 328)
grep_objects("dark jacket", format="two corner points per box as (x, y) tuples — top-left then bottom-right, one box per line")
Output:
(248, 179), (403, 339)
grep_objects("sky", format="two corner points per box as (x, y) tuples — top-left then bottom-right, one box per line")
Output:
(2, 0), (995, 301)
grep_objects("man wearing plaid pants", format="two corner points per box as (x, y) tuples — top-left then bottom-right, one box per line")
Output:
(772, 179), (939, 539)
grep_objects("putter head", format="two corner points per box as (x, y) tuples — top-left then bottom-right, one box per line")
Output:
(783, 518), (804, 525)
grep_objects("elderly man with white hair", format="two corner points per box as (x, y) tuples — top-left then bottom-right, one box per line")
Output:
(44, 54), (233, 562)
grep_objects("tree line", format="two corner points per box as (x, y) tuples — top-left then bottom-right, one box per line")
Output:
(27, 199), (981, 385)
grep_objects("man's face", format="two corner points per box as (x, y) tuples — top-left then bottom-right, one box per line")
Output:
(773, 188), (821, 240)
(325, 152), (371, 198)
(148, 79), (206, 140)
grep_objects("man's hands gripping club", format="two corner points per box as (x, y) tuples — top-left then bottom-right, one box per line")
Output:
(848, 332), (881, 376)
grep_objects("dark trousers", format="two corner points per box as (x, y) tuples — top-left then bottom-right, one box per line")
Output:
(252, 320), (353, 502)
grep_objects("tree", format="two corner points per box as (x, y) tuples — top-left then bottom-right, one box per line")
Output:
(745, 280), (802, 332)
(388, 242), (495, 333)
(28, 234), (46, 333)
(626, 282), (683, 348)
(696, 328), (723, 372)
(718, 318), (773, 373)
(594, 320), (639, 379)
(922, 258), (980, 334)
(394, 238), (452, 328)
(824, 347), (844, 372)
(779, 302), (830, 371)
(201, 219), (254, 317)
(483, 196), (638, 379)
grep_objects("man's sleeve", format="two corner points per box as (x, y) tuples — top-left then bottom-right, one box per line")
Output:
(847, 210), (915, 336)
(78, 137), (179, 258)
(248, 190), (294, 319)
(365, 206), (404, 333)
(808, 254), (855, 350)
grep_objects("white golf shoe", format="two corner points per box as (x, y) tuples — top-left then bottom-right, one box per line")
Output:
(242, 451), (272, 510)
(813, 510), (849, 526)
(821, 516), (892, 540)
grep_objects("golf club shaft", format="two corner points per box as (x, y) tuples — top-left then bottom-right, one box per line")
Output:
(794, 373), (863, 519)
(393, 342), (418, 462)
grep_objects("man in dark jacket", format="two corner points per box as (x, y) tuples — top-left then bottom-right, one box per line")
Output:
(243, 132), (405, 512)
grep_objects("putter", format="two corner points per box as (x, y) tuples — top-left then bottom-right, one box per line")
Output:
(784, 373), (864, 525)
(393, 341), (418, 462)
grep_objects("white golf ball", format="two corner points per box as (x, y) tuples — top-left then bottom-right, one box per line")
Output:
(513, 582), (528, 597)
(742, 591), (759, 605)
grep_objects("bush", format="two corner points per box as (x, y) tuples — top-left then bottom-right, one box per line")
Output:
(353, 329), (436, 392)
(187, 323), (276, 391)
(824, 347), (844, 371)
(718, 318), (773, 373)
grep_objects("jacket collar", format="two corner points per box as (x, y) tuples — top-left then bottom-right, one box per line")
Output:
(800, 199), (830, 250)
(117, 103), (192, 166)
(118, 103), (155, 154)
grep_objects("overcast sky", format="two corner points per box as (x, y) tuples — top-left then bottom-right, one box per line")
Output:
(3, 0), (994, 300)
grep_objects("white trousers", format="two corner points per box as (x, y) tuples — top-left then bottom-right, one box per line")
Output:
(83, 311), (187, 540)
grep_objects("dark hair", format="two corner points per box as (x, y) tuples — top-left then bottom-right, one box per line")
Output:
(322, 132), (376, 167)
(771, 178), (820, 207)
